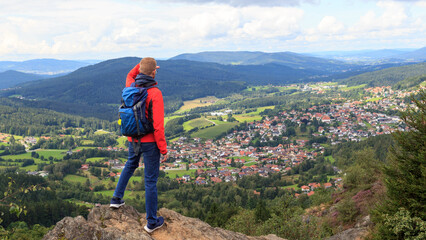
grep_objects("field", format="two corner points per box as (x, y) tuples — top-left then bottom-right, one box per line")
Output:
(65, 199), (94, 208)
(316, 82), (338, 86)
(2, 152), (33, 160)
(0, 149), (67, 164)
(21, 165), (38, 171)
(246, 86), (298, 92)
(64, 174), (88, 184)
(74, 146), (97, 151)
(282, 184), (301, 190)
(86, 157), (107, 163)
(36, 149), (66, 159)
(95, 189), (144, 200)
(191, 121), (238, 139)
(165, 169), (196, 178)
(325, 156), (335, 164)
(234, 106), (275, 123)
(94, 130), (111, 135)
(339, 84), (367, 91)
(81, 140), (94, 145)
(183, 118), (215, 131)
(366, 97), (383, 102)
(164, 115), (181, 126)
(229, 156), (254, 161)
(176, 96), (219, 113)
(244, 161), (258, 166)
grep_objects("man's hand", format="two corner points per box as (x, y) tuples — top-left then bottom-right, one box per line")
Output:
(160, 154), (168, 163)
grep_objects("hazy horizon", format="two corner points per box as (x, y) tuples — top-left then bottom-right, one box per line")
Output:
(1, 0), (426, 61)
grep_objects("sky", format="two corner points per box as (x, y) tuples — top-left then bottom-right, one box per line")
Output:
(0, 0), (425, 61)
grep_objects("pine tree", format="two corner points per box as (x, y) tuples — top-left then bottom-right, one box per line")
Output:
(384, 90), (425, 220)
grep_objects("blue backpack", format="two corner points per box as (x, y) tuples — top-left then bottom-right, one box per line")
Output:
(119, 82), (155, 145)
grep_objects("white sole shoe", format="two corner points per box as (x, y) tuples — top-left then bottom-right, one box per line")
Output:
(144, 222), (164, 233)
(109, 202), (125, 208)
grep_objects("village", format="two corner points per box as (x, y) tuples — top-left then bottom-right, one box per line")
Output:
(157, 85), (421, 196)
(3, 84), (422, 197)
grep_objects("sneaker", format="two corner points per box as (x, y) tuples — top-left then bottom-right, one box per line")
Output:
(109, 197), (125, 208)
(144, 216), (164, 233)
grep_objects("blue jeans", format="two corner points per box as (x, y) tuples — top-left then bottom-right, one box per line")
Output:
(113, 142), (160, 225)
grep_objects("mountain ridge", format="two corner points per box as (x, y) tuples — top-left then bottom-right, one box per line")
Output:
(170, 51), (350, 71)
(391, 46), (426, 61)
(0, 58), (95, 75)
(0, 70), (47, 89)
(2, 57), (323, 118)
(339, 62), (426, 87)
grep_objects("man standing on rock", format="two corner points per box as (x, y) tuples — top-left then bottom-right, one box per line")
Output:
(110, 57), (168, 233)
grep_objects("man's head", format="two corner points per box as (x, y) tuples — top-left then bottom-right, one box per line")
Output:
(139, 57), (159, 78)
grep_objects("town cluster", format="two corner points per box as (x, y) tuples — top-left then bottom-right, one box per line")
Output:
(163, 86), (421, 195)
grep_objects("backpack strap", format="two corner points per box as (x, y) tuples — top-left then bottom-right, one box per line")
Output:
(128, 83), (157, 149)
(130, 138), (141, 154)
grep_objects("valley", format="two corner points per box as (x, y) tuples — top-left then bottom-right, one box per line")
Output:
(0, 53), (424, 239)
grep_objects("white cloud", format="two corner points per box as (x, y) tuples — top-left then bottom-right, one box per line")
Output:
(352, 1), (408, 32)
(0, 1), (307, 59)
(415, 1), (426, 7)
(0, 0), (425, 59)
(317, 16), (345, 34)
(139, 0), (319, 7)
(240, 7), (303, 39)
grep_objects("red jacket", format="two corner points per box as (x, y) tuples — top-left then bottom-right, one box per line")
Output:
(126, 64), (167, 155)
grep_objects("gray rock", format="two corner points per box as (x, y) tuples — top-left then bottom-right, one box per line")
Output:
(327, 215), (372, 240)
(355, 215), (372, 228)
(327, 227), (368, 240)
(43, 205), (284, 240)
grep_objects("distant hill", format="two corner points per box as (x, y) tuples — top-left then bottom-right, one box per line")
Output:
(0, 70), (47, 89)
(2, 57), (326, 119)
(308, 49), (413, 62)
(170, 51), (350, 72)
(339, 62), (426, 87)
(0, 59), (94, 75)
(391, 47), (426, 61)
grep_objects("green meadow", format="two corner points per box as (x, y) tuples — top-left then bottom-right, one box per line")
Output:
(234, 106), (274, 123)
(339, 84), (367, 91)
(86, 157), (108, 163)
(35, 149), (66, 159)
(64, 174), (88, 184)
(117, 136), (128, 148)
(165, 169), (196, 178)
(366, 97), (383, 102)
(183, 118), (214, 131)
(282, 184), (301, 190)
(176, 96), (219, 113)
(191, 121), (238, 139)
(94, 130), (111, 135)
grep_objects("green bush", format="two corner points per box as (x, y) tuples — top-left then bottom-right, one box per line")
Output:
(337, 199), (358, 224)
(380, 208), (426, 240)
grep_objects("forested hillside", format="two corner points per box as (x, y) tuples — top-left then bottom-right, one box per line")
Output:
(0, 59), (92, 74)
(392, 46), (426, 61)
(3, 56), (424, 120)
(171, 51), (350, 71)
(0, 98), (117, 136)
(2, 57), (325, 118)
(0, 70), (48, 89)
(339, 62), (426, 87)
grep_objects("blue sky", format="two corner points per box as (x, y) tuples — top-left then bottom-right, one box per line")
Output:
(0, 0), (425, 60)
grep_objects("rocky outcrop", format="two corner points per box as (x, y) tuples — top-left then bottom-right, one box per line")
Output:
(327, 215), (373, 240)
(43, 205), (284, 240)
